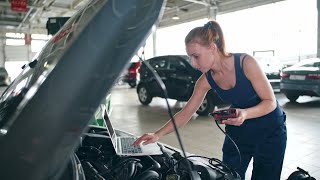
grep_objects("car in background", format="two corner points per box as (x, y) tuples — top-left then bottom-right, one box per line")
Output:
(0, 67), (10, 86)
(136, 55), (226, 116)
(280, 58), (320, 102)
(122, 61), (141, 88)
(255, 57), (281, 91)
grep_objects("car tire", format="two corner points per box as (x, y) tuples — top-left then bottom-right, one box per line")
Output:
(196, 95), (214, 116)
(138, 84), (152, 105)
(285, 94), (299, 102)
(129, 81), (136, 88)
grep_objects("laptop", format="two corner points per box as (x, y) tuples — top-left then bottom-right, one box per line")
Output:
(104, 113), (163, 156)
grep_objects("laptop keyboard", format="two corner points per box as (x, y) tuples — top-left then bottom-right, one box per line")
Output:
(120, 137), (142, 154)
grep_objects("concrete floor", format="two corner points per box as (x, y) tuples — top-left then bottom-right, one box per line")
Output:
(110, 84), (320, 180)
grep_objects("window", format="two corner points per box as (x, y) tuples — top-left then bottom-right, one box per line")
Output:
(312, 62), (320, 68)
(149, 58), (167, 70)
(169, 57), (186, 70)
(31, 40), (47, 53)
(6, 39), (24, 46)
(299, 61), (320, 68)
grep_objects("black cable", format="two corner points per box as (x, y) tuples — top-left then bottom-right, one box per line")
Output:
(297, 167), (314, 179)
(159, 144), (180, 154)
(165, 155), (241, 179)
(98, 158), (141, 176)
(214, 120), (242, 171)
(137, 53), (195, 180)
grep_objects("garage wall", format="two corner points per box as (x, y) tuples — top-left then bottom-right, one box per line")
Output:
(4, 45), (31, 80)
(5, 45), (30, 62)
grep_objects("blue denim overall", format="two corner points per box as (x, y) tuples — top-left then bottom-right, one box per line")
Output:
(206, 53), (287, 180)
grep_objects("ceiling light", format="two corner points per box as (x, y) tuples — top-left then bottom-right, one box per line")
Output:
(172, 14), (179, 20)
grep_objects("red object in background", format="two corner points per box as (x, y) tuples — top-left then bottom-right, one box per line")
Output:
(11, 0), (27, 12)
(123, 61), (141, 88)
(126, 61), (141, 79)
(24, 34), (32, 45)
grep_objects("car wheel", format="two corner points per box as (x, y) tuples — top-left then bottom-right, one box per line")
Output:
(128, 81), (136, 88)
(196, 95), (214, 116)
(285, 94), (299, 102)
(138, 85), (152, 105)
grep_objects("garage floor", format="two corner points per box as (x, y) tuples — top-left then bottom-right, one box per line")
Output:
(109, 84), (320, 180)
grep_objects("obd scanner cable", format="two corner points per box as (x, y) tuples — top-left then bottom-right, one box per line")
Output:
(137, 54), (196, 180)
(137, 52), (241, 179)
(211, 111), (242, 172)
(204, 74), (242, 172)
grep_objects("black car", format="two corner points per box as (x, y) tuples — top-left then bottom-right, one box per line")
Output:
(0, 1), (239, 180)
(137, 55), (226, 116)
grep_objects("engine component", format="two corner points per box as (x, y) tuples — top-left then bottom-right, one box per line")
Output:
(74, 127), (241, 180)
(287, 167), (316, 180)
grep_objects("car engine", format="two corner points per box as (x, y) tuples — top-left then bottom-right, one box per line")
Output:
(70, 126), (241, 180)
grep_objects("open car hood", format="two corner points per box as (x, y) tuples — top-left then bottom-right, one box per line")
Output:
(0, 1), (241, 179)
(0, 0), (165, 179)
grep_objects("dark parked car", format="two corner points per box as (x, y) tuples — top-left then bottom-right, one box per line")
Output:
(0, 1), (239, 180)
(137, 55), (226, 116)
(123, 61), (141, 88)
(280, 58), (320, 102)
(0, 67), (10, 86)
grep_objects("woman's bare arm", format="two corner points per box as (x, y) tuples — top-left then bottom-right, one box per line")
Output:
(240, 55), (276, 119)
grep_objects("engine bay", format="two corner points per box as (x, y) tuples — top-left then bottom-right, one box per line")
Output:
(72, 126), (241, 180)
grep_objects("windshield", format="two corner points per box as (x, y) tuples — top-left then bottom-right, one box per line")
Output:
(290, 58), (320, 68)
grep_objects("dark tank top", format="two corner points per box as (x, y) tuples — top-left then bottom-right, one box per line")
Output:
(206, 53), (284, 128)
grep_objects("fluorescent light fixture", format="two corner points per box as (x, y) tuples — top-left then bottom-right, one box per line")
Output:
(172, 14), (179, 20)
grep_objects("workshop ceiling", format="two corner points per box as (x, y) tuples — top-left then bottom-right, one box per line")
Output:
(0, 0), (286, 34)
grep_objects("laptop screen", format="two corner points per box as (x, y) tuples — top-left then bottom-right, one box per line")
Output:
(104, 113), (117, 149)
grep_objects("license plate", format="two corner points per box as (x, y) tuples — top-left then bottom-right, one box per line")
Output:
(289, 75), (305, 80)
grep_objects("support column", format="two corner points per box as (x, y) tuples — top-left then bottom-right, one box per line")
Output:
(207, 5), (218, 20)
(0, 33), (6, 67)
(317, 0), (320, 57)
(152, 30), (157, 57)
(25, 33), (32, 62)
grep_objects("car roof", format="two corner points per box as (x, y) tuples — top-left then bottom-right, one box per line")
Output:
(147, 55), (188, 59)
(145, 55), (190, 63)
(0, 0), (165, 179)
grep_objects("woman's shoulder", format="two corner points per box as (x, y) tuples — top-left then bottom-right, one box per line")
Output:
(232, 52), (252, 58)
(235, 53), (256, 67)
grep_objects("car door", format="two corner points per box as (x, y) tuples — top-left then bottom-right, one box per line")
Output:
(147, 56), (170, 96)
(166, 56), (194, 99)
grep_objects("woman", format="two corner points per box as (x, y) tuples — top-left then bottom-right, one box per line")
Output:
(133, 20), (287, 180)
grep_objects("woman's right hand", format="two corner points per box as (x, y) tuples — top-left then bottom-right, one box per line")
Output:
(133, 133), (159, 146)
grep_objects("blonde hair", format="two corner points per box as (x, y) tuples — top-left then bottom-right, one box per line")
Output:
(185, 20), (230, 57)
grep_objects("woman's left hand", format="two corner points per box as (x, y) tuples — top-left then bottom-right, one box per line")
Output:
(222, 108), (247, 126)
